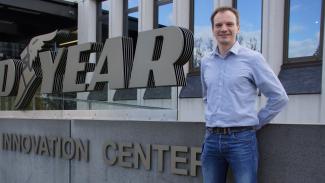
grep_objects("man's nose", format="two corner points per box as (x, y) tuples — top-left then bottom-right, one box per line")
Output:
(220, 24), (227, 31)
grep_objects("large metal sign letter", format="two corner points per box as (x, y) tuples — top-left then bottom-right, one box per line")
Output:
(14, 30), (58, 109)
(88, 37), (133, 90)
(62, 43), (102, 92)
(39, 48), (68, 94)
(128, 26), (193, 88)
(0, 59), (23, 96)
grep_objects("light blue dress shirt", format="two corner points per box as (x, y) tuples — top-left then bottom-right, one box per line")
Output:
(201, 42), (289, 128)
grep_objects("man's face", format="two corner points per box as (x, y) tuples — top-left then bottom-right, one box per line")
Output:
(212, 11), (239, 46)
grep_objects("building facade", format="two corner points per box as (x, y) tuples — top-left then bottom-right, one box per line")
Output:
(0, 0), (324, 182)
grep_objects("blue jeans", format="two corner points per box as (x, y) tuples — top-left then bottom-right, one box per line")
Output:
(201, 129), (258, 183)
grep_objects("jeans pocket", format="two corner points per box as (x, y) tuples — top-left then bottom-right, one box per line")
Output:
(233, 130), (255, 142)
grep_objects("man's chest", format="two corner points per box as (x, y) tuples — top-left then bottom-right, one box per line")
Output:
(203, 60), (255, 90)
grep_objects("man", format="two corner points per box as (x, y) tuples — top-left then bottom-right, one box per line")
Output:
(200, 7), (289, 183)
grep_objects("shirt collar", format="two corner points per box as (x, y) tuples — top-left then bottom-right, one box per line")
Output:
(213, 41), (240, 57)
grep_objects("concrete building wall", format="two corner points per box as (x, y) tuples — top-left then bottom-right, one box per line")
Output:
(0, 119), (70, 183)
(1, 119), (325, 183)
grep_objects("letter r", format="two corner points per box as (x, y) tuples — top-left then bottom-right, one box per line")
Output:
(128, 27), (193, 88)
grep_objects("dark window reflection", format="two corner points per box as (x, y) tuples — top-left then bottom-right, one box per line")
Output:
(288, 0), (322, 58)
(158, 3), (173, 27)
(236, 0), (262, 52)
(192, 0), (214, 70)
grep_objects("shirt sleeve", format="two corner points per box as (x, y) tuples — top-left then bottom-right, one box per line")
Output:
(200, 61), (207, 104)
(252, 53), (289, 129)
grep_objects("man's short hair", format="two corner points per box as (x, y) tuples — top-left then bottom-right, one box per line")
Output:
(210, 7), (240, 28)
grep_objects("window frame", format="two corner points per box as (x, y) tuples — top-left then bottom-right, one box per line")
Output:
(188, 0), (215, 75)
(283, 0), (324, 65)
(123, 0), (139, 36)
(153, 0), (173, 29)
(188, 0), (199, 75)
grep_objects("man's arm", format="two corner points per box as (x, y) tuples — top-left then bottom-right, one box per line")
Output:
(252, 54), (289, 129)
(200, 62), (207, 104)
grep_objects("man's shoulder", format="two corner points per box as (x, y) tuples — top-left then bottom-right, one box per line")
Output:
(237, 45), (260, 55)
(237, 46), (264, 61)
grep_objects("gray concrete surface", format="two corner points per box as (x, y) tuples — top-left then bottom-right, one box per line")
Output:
(0, 119), (70, 183)
(1, 119), (325, 183)
(70, 120), (205, 183)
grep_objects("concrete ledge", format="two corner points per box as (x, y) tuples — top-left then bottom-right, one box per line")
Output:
(0, 109), (178, 122)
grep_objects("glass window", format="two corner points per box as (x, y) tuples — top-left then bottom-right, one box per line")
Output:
(286, 0), (323, 60)
(0, 0), (179, 112)
(157, 3), (173, 27)
(0, 1), (78, 110)
(235, 0), (262, 52)
(101, 0), (109, 42)
(102, 0), (110, 11)
(191, 0), (214, 71)
(154, 0), (173, 28)
(128, 11), (138, 19)
(125, 0), (139, 36)
(128, 0), (139, 9)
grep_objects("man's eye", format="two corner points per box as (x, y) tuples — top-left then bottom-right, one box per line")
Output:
(215, 24), (222, 27)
